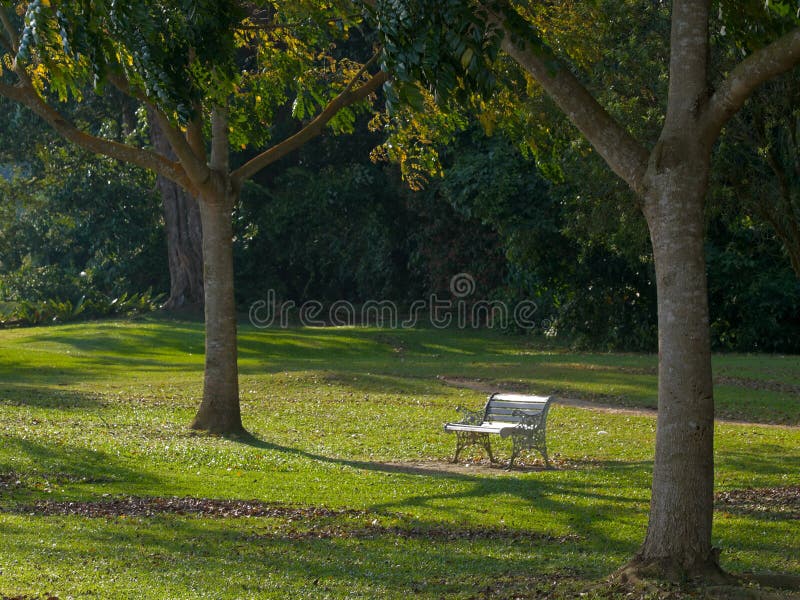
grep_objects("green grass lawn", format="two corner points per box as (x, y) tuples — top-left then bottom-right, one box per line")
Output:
(1, 316), (798, 598)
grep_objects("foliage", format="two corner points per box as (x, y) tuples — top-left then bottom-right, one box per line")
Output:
(712, 68), (800, 278)
(369, 0), (501, 111)
(0, 133), (167, 306)
(228, 112), (799, 351)
(3, 0), (380, 146)
(706, 216), (800, 352)
(12, 0), (241, 118)
(366, 0), (800, 353)
(2, 1), (799, 353)
(404, 126), (658, 347)
(234, 161), (414, 304)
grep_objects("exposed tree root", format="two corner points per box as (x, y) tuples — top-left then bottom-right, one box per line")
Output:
(608, 552), (800, 599)
(615, 551), (734, 586)
(188, 418), (247, 436)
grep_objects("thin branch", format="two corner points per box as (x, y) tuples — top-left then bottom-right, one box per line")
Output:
(704, 27), (800, 140)
(342, 51), (380, 95)
(231, 68), (388, 185)
(0, 79), (190, 188)
(108, 72), (211, 186)
(186, 106), (207, 164)
(150, 109), (211, 186)
(484, 1), (649, 194)
(0, 7), (19, 53)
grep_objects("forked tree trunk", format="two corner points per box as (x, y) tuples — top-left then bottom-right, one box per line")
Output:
(477, 0), (800, 583)
(632, 140), (720, 577)
(148, 110), (204, 309)
(189, 185), (244, 434)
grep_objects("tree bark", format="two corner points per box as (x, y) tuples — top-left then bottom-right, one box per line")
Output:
(189, 181), (244, 434)
(632, 139), (720, 577)
(148, 111), (204, 309)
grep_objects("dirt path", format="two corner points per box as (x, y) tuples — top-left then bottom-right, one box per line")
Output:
(437, 376), (799, 429)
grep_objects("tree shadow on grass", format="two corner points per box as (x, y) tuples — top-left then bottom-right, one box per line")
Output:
(0, 436), (159, 501)
(3, 514), (603, 598)
(716, 448), (800, 477)
(0, 384), (106, 409)
(233, 432), (648, 554)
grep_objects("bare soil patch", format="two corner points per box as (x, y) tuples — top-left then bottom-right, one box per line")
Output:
(378, 459), (549, 476)
(716, 375), (800, 395)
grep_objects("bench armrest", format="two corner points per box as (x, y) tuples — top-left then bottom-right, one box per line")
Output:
(511, 408), (542, 429)
(454, 406), (484, 425)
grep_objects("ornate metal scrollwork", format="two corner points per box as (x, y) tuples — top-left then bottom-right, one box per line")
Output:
(454, 406), (484, 425)
(508, 408), (550, 468)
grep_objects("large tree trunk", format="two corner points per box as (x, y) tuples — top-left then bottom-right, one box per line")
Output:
(148, 111), (204, 309)
(189, 184), (244, 434)
(158, 176), (204, 309)
(630, 139), (722, 579)
(623, 2), (731, 580)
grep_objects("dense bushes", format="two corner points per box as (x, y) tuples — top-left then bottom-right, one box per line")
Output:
(0, 290), (164, 326)
(707, 218), (800, 352)
(234, 163), (415, 305)
(0, 139), (167, 325)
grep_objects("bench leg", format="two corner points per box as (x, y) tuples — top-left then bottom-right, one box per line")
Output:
(508, 448), (518, 468)
(540, 438), (551, 469)
(508, 434), (524, 468)
(452, 433), (466, 463)
(481, 434), (495, 463)
(452, 432), (495, 463)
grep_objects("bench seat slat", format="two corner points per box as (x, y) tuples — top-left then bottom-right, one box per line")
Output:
(444, 422), (517, 434)
(486, 406), (543, 415)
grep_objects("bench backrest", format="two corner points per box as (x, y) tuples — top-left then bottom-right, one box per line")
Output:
(483, 393), (552, 425)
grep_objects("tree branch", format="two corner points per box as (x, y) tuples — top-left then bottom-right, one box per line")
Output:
(186, 107), (207, 165)
(0, 7), (19, 53)
(210, 104), (229, 173)
(704, 27), (800, 139)
(0, 79), (190, 189)
(664, 0), (710, 128)
(107, 72), (211, 186)
(484, 2), (649, 194)
(231, 68), (388, 185)
(146, 108), (211, 185)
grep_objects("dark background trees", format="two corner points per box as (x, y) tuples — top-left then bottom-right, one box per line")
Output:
(4, 101), (798, 351)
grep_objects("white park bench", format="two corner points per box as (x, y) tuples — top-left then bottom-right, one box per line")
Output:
(444, 393), (554, 467)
